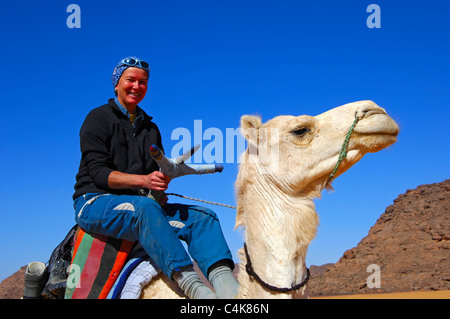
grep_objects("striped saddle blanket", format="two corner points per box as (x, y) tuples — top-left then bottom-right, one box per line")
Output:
(64, 227), (159, 299)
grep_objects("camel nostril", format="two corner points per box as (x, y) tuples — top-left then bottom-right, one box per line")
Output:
(359, 108), (386, 119)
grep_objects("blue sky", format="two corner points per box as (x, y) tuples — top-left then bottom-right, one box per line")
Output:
(0, 0), (449, 282)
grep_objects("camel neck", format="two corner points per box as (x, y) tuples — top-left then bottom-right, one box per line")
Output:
(239, 177), (318, 297)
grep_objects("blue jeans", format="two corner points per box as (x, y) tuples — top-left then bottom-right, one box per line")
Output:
(74, 193), (233, 279)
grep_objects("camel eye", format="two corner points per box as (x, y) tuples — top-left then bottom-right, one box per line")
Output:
(291, 127), (310, 136)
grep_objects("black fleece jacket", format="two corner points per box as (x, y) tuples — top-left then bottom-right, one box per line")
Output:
(73, 99), (163, 200)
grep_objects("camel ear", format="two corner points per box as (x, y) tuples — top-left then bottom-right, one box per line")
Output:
(241, 115), (262, 130)
(240, 115), (262, 143)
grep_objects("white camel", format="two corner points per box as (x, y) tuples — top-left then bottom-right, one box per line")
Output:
(141, 100), (399, 299)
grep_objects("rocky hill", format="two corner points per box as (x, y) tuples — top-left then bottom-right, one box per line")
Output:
(308, 179), (450, 296)
(0, 266), (26, 299)
(1, 179), (449, 298)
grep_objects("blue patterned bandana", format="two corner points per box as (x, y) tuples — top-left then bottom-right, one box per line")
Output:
(111, 56), (150, 89)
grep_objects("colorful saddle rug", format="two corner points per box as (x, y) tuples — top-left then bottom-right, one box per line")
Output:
(64, 228), (135, 299)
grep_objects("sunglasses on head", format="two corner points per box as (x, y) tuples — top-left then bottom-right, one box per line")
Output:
(119, 58), (150, 70)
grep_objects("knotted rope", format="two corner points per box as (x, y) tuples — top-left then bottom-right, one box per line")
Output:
(166, 193), (237, 209)
(327, 111), (360, 183)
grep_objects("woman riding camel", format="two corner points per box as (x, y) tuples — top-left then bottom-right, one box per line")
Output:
(72, 56), (239, 299)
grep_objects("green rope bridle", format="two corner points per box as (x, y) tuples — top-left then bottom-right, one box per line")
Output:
(327, 111), (361, 184)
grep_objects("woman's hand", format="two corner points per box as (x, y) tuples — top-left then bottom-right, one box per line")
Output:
(142, 171), (171, 191)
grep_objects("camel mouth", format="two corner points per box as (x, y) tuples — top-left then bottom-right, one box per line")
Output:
(357, 129), (399, 138)
(354, 112), (399, 137)
(354, 132), (398, 154)
(357, 130), (399, 137)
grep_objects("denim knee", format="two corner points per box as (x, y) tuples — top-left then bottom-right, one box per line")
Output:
(187, 205), (219, 222)
(126, 197), (168, 234)
(197, 206), (218, 220)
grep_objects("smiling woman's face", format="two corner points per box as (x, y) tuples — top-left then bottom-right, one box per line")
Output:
(115, 67), (148, 112)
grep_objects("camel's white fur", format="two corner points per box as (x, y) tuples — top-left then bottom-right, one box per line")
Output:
(141, 100), (399, 299)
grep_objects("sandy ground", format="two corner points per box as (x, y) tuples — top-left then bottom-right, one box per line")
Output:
(311, 290), (450, 299)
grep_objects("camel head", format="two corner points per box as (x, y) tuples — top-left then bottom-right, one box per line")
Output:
(237, 100), (399, 198)
(234, 100), (398, 298)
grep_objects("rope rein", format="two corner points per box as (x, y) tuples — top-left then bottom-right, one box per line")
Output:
(166, 193), (237, 209)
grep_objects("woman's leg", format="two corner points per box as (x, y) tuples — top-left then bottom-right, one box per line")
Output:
(163, 204), (239, 298)
(74, 194), (222, 298)
(162, 203), (234, 276)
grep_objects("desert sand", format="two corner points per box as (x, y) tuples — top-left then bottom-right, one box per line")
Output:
(311, 290), (450, 299)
